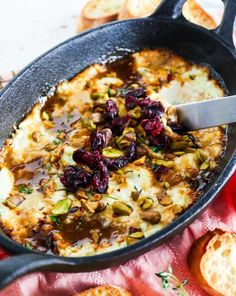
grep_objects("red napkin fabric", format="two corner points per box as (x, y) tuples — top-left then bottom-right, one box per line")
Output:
(0, 172), (235, 296)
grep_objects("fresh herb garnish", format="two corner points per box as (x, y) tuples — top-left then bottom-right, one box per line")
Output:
(156, 264), (189, 295)
(53, 139), (62, 145)
(101, 194), (119, 200)
(152, 146), (162, 153)
(18, 184), (33, 194)
(134, 185), (139, 191)
(108, 87), (118, 97)
(50, 215), (62, 226)
(67, 113), (74, 122)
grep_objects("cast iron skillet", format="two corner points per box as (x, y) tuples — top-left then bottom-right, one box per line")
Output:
(0, 0), (235, 290)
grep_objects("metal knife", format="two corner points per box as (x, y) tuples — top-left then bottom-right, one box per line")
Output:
(175, 95), (236, 130)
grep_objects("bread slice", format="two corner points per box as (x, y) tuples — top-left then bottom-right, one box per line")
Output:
(182, 0), (216, 29)
(76, 0), (125, 32)
(118, 0), (161, 20)
(75, 285), (133, 296)
(188, 229), (236, 296)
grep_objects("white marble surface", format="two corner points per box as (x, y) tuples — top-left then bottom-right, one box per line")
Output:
(0, 0), (228, 74)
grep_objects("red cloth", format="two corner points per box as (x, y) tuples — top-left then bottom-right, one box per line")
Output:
(0, 172), (235, 296)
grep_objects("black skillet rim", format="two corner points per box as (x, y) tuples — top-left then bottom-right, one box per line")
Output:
(0, 16), (236, 263)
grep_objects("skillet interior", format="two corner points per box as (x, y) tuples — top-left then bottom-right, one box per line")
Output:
(0, 17), (236, 271)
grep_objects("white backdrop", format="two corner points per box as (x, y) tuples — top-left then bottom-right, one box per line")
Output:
(0, 0), (226, 74)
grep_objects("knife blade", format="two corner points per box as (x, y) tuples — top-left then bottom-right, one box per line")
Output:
(175, 95), (236, 130)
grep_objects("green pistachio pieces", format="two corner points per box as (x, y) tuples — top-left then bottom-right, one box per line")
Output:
(128, 106), (142, 119)
(52, 198), (72, 216)
(6, 195), (25, 209)
(151, 159), (174, 168)
(126, 231), (144, 245)
(112, 201), (133, 216)
(138, 197), (154, 210)
(170, 141), (188, 150)
(80, 117), (96, 131)
(117, 127), (136, 149)
(200, 161), (209, 170)
(102, 147), (124, 158)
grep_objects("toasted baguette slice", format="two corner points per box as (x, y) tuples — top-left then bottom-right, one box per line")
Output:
(118, 0), (216, 30)
(76, 0), (125, 32)
(75, 285), (133, 296)
(182, 0), (216, 29)
(118, 0), (161, 19)
(188, 229), (236, 296)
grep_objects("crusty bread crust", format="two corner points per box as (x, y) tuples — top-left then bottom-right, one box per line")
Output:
(75, 285), (133, 296)
(118, 0), (161, 19)
(77, 0), (217, 32)
(182, 0), (216, 29)
(188, 229), (236, 296)
(76, 0), (125, 32)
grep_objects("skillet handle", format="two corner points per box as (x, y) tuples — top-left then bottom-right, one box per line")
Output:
(150, 0), (186, 20)
(0, 254), (75, 290)
(214, 0), (236, 51)
(150, 0), (236, 51)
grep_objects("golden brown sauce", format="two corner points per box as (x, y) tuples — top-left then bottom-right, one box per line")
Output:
(11, 158), (48, 186)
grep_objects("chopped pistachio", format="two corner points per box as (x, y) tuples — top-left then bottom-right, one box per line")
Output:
(81, 199), (95, 214)
(131, 190), (140, 201)
(151, 159), (174, 168)
(90, 112), (105, 124)
(133, 156), (146, 165)
(76, 191), (88, 200)
(128, 106), (142, 119)
(6, 195), (25, 209)
(31, 131), (41, 142)
(112, 201), (133, 216)
(52, 198), (72, 216)
(140, 210), (161, 224)
(158, 195), (172, 206)
(197, 149), (207, 163)
(80, 117), (96, 132)
(172, 204), (183, 215)
(138, 197), (154, 210)
(185, 147), (196, 153)
(200, 161), (209, 170)
(126, 231), (144, 245)
(102, 147), (124, 158)
(170, 141), (188, 150)
(163, 182), (170, 189)
(117, 127), (136, 149)
(42, 111), (50, 121)
(91, 92), (104, 100)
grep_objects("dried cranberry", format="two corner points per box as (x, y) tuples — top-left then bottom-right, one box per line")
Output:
(103, 156), (129, 171)
(167, 73), (173, 82)
(73, 149), (101, 169)
(125, 95), (137, 109)
(90, 128), (112, 151)
(111, 114), (131, 135)
(141, 118), (163, 137)
(60, 165), (92, 192)
(125, 141), (136, 162)
(103, 142), (136, 171)
(138, 98), (164, 119)
(106, 100), (118, 120)
(92, 162), (109, 193)
(125, 87), (146, 99)
(167, 119), (188, 134)
(149, 134), (170, 147)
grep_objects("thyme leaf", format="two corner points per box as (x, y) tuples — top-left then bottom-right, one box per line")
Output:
(156, 265), (189, 295)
